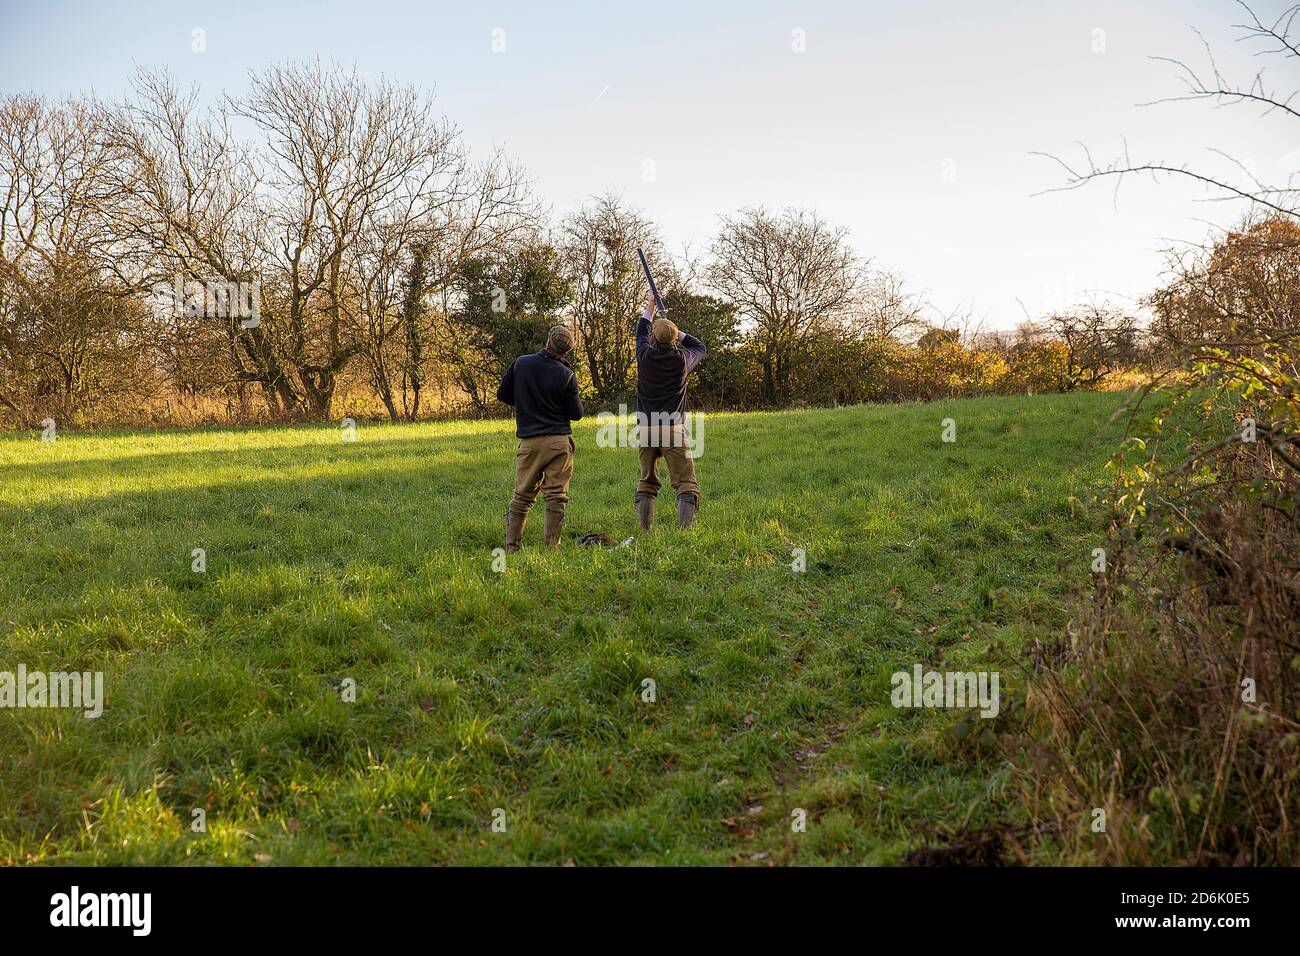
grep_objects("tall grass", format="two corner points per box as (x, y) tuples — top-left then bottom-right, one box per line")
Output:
(1016, 360), (1300, 864)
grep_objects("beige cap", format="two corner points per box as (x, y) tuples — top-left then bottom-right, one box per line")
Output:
(652, 317), (680, 346)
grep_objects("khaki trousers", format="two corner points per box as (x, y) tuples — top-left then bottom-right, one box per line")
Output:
(635, 423), (699, 499)
(510, 435), (574, 515)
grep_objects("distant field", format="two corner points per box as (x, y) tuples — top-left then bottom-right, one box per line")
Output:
(0, 392), (1127, 865)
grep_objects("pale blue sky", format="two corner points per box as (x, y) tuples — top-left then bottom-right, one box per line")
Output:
(3, 0), (1295, 327)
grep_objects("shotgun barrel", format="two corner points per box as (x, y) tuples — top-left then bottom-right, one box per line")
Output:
(636, 247), (666, 318)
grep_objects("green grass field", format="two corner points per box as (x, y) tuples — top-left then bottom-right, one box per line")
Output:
(0, 392), (1127, 865)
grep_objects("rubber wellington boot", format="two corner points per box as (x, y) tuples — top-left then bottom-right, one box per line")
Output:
(676, 492), (699, 529)
(544, 505), (565, 548)
(635, 492), (655, 531)
(504, 509), (528, 551)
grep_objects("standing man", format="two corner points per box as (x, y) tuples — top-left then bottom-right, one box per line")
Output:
(497, 326), (583, 550)
(634, 289), (707, 530)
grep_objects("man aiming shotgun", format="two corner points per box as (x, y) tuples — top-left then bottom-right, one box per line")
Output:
(634, 250), (707, 530)
(497, 326), (583, 550)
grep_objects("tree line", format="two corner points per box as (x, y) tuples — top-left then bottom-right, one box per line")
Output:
(2, 63), (1176, 429)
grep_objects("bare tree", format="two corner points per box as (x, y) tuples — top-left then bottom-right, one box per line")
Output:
(1045, 301), (1143, 388)
(851, 268), (927, 342)
(0, 94), (150, 425)
(110, 62), (529, 421)
(708, 206), (865, 403)
(232, 60), (472, 419)
(560, 194), (667, 403)
(111, 70), (286, 416)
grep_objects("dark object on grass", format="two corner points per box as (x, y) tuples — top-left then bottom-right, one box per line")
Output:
(902, 827), (1009, 867)
(576, 533), (637, 550)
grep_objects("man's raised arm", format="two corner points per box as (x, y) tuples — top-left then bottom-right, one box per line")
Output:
(635, 290), (654, 361)
(679, 331), (707, 373)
